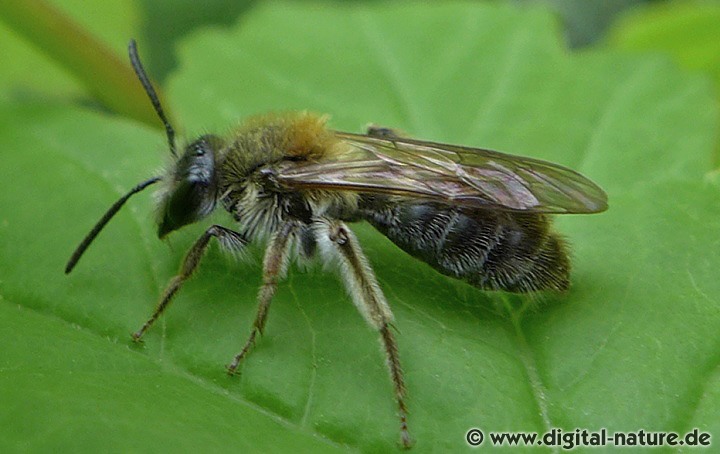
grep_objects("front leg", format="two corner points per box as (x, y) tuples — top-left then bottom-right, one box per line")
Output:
(133, 224), (247, 341)
(227, 221), (297, 374)
(315, 219), (412, 449)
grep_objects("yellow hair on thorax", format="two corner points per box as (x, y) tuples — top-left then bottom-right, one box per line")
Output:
(235, 111), (340, 162)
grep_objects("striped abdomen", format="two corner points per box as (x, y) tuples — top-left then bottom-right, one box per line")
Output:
(359, 196), (569, 292)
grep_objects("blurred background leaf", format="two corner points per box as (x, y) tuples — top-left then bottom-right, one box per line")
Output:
(517, 0), (653, 47)
(606, 1), (720, 81)
(605, 0), (720, 164)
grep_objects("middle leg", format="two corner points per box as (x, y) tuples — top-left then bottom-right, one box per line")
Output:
(227, 221), (297, 374)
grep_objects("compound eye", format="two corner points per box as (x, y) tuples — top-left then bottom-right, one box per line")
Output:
(157, 135), (222, 237)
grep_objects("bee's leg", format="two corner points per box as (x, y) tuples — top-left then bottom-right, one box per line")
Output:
(316, 219), (412, 449)
(227, 221), (296, 374)
(132, 225), (247, 341)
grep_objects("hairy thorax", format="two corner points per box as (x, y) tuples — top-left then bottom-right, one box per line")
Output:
(215, 112), (359, 241)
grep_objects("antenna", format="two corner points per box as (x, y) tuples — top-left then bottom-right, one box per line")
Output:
(65, 176), (162, 273)
(128, 39), (177, 157)
(66, 40), (172, 273)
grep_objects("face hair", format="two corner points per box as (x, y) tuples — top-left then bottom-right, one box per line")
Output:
(128, 39), (177, 157)
(64, 176), (161, 274)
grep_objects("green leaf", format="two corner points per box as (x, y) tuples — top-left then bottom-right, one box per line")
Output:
(0, 18), (85, 102)
(0, 297), (341, 452)
(137, 0), (257, 81)
(0, 0), (140, 95)
(1, 2), (719, 452)
(606, 1), (720, 80)
(520, 0), (652, 47)
(0, 0), (166, 128)
(605, 1), (720, 164)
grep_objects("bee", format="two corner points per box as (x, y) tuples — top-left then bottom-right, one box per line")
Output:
(66, 40), (607, 448)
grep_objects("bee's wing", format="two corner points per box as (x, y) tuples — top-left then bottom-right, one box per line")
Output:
(275, 132), (608, 214)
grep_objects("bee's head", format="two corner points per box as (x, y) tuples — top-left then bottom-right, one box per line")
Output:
(156, 134), (224, 238)
(65, 40), (224, 274)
